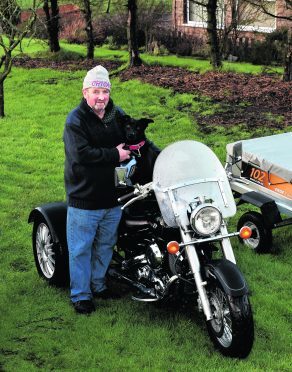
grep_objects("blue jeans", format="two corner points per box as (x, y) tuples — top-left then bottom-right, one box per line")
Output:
(67, 206), (122, 303)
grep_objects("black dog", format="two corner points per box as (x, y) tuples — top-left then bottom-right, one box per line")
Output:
(120, 115), (153, 146)
(118, 115), (160, 185)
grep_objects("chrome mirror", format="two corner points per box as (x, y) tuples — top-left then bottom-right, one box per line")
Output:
(115, 167), (128, 187)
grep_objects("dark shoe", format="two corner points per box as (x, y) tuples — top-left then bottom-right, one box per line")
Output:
(72, 300), (95, 314)
(93, 288), (121, 300)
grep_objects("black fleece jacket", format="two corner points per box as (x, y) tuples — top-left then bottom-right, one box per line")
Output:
(63, 98), (126, 210)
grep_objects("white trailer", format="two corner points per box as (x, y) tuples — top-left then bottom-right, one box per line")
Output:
(225, 132), (292, 253)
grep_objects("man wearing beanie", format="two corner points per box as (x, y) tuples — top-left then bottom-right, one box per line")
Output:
(63, 65), (133, 314)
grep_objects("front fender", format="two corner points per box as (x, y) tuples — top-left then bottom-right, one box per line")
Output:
(206, 259), (249, 297)
(28, 202), (67, 249)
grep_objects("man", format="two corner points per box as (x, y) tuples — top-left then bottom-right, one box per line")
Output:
(63, 65), (131, 314)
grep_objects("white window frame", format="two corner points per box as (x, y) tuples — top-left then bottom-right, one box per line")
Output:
(184, 0), (225, 28)
(183, 0), (276, 33)
(186, 0), (208, 27)
(237, 0), (276, 33)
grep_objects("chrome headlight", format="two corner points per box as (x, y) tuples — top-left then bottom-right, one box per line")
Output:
(190, 204), (222, 236)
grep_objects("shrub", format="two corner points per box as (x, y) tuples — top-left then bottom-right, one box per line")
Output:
(102, 13), (128, 48)
(248, 30), (287, 65)
(225, 28), (288, 65)
(60, 18), (86, 44)
(104, 35), (121, 50)
(248, 40), (276, 65)
(30, 17), (47, 40)
(59, 16), (107, 45)
(150, 29), (206, 57)
(265, 28), (288, 63)
(147, 40), (169, 56)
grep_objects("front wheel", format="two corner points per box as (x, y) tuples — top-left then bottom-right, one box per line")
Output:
(32, 217), (69, 287)
(206, 284), (254, 358)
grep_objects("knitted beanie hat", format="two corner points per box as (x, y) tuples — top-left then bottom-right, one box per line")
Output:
(83, 65), (111, 90)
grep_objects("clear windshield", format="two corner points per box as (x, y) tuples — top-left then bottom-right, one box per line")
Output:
(153, 141), (236, 227)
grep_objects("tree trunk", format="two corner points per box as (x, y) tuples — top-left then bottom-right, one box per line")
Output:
(0, 51), (12, 118)
(284, 53), (292, 82)
(106, 0), (111, 13)
(83, 0), (94, 59)
(283, 29), (292, 82)
(0, 80), (4, 118)
(145, 29), (149, 53)
(127, 0), (142, 67)
(43, 0), (60, 52)
(206, 0), (222, 69)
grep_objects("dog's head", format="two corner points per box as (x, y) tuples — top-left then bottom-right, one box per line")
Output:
(119, 115), (154, 145)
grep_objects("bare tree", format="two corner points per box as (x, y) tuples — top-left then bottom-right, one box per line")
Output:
(78, 0), (121, 60)
(188, 0), (222, 68)
(43, 0), (60, 52)
(137, 0), (168, 52)
(207, 0), (222, 67)
(100, 0), (142, 66)
(81, 0), (94, 59)
(0, 0), (37, 117)
(69, 0), (103, 59)
(284, 30), (292, 81)
(127, 0), (142, 66)
(218, 0), (263, 58)
(242, 0), (292, 80)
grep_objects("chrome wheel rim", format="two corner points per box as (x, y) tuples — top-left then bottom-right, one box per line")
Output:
(210, 287), (232, 348)
(242, 221), (260, 249)
(36, 223), (55, 278)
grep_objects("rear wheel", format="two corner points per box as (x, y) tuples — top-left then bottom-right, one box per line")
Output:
(237, 211), (272, 253)
(207, 283), (254, 358)
(32, 217), (69, 287)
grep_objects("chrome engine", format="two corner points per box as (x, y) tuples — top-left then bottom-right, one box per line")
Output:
(110, 240), (178, 302)
(145, 242), (163, 268)
(133, 243), (179, 299)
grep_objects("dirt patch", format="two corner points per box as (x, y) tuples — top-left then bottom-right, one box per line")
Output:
(14, 58), (291, 129)
(14, 56), (122, 72)
(119, 66), (291, 130)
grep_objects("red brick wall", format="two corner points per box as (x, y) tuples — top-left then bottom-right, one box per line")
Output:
(276, 0), (292, 28)
(172, 0), (207, 40)
(20, 4), (82, 25)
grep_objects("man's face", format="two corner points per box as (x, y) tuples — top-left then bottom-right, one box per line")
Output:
(83, 87), (110, 113)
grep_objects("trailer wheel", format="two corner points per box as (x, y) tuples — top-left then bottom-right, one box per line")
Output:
(237, 211), (272, 253)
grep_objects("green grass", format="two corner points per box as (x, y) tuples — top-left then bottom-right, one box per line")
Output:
(0, 56), (291, 370)
(12, 39), (284, 75)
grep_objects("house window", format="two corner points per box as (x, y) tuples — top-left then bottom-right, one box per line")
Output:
(185, 0), (225, 28)
(189, 0), (208, 25)
(238, 0), (276, 32)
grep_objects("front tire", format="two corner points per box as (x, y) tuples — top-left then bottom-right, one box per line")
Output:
(32, 217), (69, 287)
(237, 211), (272, 253)
(207, 283), (254, 358)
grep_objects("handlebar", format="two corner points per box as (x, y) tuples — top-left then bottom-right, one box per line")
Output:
(118, 190), (136, 203)
(118, 182), (153, 209)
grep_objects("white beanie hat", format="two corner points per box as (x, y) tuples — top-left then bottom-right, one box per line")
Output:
(83, 65), (111, 90)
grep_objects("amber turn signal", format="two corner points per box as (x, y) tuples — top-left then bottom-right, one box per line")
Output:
(167, 241), (180, 254)
(239, 226), (252, 239)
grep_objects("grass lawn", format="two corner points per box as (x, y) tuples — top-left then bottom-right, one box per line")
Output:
(0, 48), (291, 370)
(15, 38), (284, 75)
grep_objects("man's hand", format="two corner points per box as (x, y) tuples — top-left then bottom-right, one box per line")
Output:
(116, 143), (131, 162)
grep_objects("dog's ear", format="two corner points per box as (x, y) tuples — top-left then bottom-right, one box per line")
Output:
(139, 118), (154, 128)
(118, 114), (132, 124)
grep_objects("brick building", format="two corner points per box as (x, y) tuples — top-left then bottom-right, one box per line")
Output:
(20, 4), (83, 28)
(173, 0), (291, 42)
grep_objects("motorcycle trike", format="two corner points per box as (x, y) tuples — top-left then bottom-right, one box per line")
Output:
(28, 140), (254, 358)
